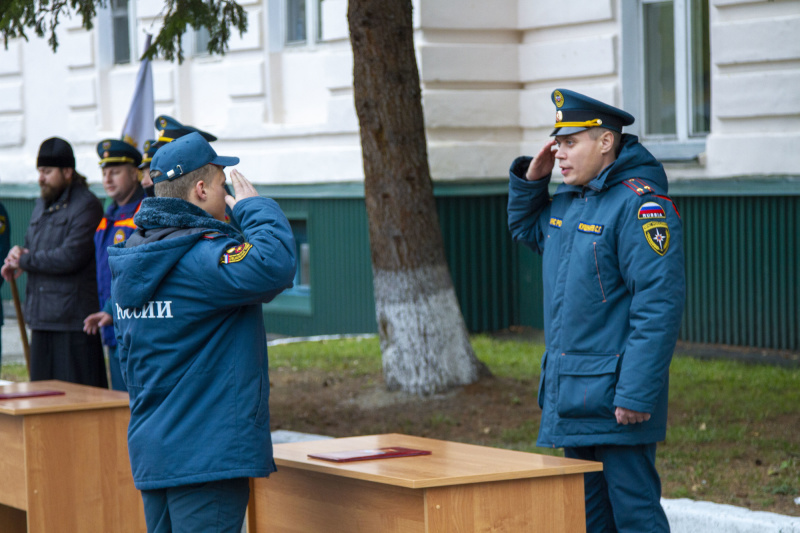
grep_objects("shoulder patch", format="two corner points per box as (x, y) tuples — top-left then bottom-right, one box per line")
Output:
(642, 221), (670, 256)
(622, 178), (654, 196)
(220, 243), (253, 264)
(637, 201), (666, 220)
(113, 228), (127, 244)
(0, 215), (6, 235)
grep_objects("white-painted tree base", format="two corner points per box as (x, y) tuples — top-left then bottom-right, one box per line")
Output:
(373, 265), (484, 395)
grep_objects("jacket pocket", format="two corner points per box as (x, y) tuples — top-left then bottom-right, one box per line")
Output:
(557, 353), (619, 419)
(537, 351), (548, 410)
(36, 283), (77, 323)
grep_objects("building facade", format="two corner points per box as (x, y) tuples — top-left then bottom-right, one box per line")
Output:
(1, 0), (798, 348)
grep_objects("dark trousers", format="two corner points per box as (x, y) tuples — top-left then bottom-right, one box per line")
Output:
(30, 330), (108, 388)
(107, 345), (127, 391)
(141, 478), (250, 533)
(565, 443), (670, 533)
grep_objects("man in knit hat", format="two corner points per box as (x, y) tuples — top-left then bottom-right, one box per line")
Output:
(2, 137), (107, 387)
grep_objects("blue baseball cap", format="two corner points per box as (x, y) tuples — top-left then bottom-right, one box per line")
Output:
(550, 88), (635, 136)
(150, 132), (239, 184)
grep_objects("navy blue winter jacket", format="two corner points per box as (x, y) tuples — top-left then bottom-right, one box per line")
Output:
(508, 135), (686, 448)
(108, 195), (296, 490)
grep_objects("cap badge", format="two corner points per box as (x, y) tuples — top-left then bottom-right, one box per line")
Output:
(554, 90), (564, 108)
(103, 141), (111, 149)
(159, 118), (167, 128)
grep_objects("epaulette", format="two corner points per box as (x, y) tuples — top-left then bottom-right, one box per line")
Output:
(622, 178), (655, 196)
(202, 232), (225, 240)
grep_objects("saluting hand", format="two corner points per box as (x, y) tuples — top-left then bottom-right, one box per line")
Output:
(225, 169), (259, 209)
(526, 139), (557, 181)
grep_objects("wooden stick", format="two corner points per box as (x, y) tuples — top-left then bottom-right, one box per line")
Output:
(9, 277), (30, 376)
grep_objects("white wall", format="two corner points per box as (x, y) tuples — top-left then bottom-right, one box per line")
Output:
(705, 0), (800, 176)
(0, 0), (798, 188)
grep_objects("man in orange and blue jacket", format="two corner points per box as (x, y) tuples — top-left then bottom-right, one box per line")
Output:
(84, 138), (143, 391)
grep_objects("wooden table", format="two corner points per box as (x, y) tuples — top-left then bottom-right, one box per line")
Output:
(0, 380), (146, 532)
(248, 433), (602, 533)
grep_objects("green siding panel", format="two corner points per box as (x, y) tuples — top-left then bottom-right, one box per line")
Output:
(678, 195), (800, 350)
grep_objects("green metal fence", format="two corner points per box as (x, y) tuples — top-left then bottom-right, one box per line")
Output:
(679, 195), (799, 350)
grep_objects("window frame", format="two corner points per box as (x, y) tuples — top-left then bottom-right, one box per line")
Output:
(263, 213), (313, 316)
(621, 0), (710, 162)
(268, 0), (323, 51)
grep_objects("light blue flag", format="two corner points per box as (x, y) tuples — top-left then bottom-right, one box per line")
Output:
(121, 34), (154, 153)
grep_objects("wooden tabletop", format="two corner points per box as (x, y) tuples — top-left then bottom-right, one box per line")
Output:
(0, 380), (129, 415)
(273, 433), (602, 489)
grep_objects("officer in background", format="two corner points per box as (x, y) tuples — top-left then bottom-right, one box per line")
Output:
(139, 139), (160, 197)
(83, 138), (143, 391)
(2, 137), (106, 387)
(508, 89), (685, 532)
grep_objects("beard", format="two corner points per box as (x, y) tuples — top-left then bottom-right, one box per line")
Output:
(40, 182), (68, 204)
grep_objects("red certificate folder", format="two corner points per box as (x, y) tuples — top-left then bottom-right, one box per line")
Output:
(0, 389), (65, 400)
(308, 447), (432, 463)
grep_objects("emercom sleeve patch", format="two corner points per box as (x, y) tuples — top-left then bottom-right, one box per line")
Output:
(642, 221), (670, 256)
(220, 243), (253, 264)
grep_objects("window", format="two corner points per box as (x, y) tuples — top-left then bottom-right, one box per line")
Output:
(111, 0), (132, 64)
(194, 26), (211, 56)
(270, 0), (324, 49)
(264, 217), (312, 315)
(290, 220), (311, 295)
(622, 0), (710, 161)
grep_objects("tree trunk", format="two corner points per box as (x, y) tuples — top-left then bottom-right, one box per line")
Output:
(347, 0), (490, 395)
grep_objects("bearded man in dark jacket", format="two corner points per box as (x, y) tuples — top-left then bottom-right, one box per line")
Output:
(2, 137), (107, 387)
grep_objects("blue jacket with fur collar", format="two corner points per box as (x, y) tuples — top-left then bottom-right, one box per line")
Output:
(108, 196), (296, 490)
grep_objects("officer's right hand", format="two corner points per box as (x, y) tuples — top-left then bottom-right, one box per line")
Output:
(83, 311), (113, 335)
(526, 139), (557, 181)
(225, 169), (259, 209)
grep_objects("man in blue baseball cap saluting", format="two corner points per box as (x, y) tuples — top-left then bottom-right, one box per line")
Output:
(508, 89), (685, 532)
(108, 132), (296, 532)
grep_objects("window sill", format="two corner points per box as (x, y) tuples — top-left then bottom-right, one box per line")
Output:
(641, 139), (706, 163)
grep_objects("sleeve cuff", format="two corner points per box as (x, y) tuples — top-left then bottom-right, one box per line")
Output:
(613, 393), (654, 414)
